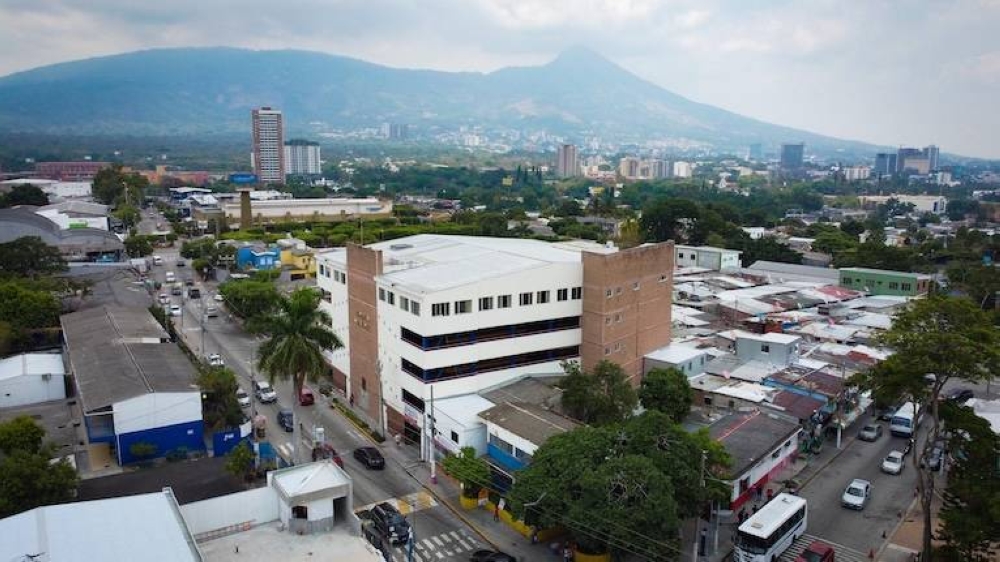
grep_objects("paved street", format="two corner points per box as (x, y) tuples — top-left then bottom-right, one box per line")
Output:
(139, 250), (490, 562)
(797, 420), (930, 556)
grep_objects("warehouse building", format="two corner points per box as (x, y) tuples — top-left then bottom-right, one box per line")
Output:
(0, 352), (67, 408)
(61, 305), (204, 465)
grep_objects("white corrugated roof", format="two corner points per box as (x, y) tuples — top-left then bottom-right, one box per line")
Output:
(712, 381), (776, 403)
(434, 394), (496, 428)
(0, 491), (199, 562)
(0, 352), (64, 382)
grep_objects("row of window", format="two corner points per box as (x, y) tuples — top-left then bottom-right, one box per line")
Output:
(401, 345), (579, 382)
(842, 277), (914, 292)
(431, 287), (582, 317)
(604, 276), (669, 299)
(379, 288), (421, 316)
(318, 264), (347, 284)
(401, 316), (581, 351)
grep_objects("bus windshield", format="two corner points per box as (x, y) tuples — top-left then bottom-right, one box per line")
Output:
(735, 530), (769, 554)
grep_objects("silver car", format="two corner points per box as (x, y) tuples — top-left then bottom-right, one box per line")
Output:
(842, 478), (871, 510)
(881, 451), (905, 475)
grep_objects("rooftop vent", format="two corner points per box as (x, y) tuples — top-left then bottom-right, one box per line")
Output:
(389, 244), (413, 251)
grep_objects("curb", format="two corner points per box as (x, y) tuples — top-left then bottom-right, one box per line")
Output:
(419, 482), (504, 552)
(328, 402), (379, 446)
(876, 496), (919, 560)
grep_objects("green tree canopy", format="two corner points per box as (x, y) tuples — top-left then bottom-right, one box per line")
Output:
(197, 367), (245, 431)
(0, 236), (67, 278)
(0, 417), (78, 518)
(441, 446), (491, 498)
(0, 281), (61, 330)
(510, 412), (731, 559)
(640, 198), (701, 243)
(638, 368), (693, 423)
(560, 360), (638, 426)
(224, 441), (256, 485)
(218, 279), (280, 319)
(124, 235), (154, 258)
(0, 184), (49, 208)
(92, 164), (149, 206)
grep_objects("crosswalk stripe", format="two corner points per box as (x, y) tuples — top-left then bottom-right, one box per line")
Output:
(431, 536), (444, 546)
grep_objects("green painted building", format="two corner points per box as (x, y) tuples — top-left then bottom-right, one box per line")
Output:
(838, 267), (933, 297)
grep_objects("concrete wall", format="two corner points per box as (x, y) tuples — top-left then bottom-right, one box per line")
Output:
(346, 244), (383, 427)
(581, 242), (674, 384)
(735, 337), (797, 366)
(181, 487), (279, 537)
(114, 392), (202, 434)
(0, 373), (66, 408)
(728, 430), (801, 511)
(317, 252), (351, 380)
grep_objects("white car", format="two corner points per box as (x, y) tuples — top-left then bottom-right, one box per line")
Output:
(158, 293), (170, 305)
(205, 305), (219, 318)
(881, 451), (905, 475)
(236, 388), (250, 409)
(841, 478), (872, 510)
(213, 293), (225, 302)
(207, 353), (225, 367)
(152, 255), (163, 266)
(169, 304), (182, 317)
(254, 380), (277, 403)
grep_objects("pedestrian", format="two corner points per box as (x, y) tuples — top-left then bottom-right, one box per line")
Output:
(563, 542), (573, 562)
(493, 503), (500, 522)
(349, 393), (355, 407)
(530, 528), (539, 544)
(394, 433), (401, 447)
(766, 488), (774, 503)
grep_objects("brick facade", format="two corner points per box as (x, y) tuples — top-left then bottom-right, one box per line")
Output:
(580, 242), (674, 385)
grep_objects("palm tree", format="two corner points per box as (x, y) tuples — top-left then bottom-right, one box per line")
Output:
(250, 287), (342, 464)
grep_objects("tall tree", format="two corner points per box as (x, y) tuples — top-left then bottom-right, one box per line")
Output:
(250, 288), (342, 462)
(197, 367), (245, 431)
(638, 368), (693, 423)
(640, 198), (700, 243)
(218, 279), (280, 319)
(560, 360), (638, 426)
(92, 164), (149, 206)
(852, 296), (1000, 560)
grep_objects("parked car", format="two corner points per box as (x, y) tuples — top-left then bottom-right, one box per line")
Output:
(277, 409), (294, 432)
(470, 550), (517, 562)
(858, 424), (883, 442)
(207, 353), (225, 367)
(369, 502), (411, 546)
(944, 388), (974, 405)
(165, 271), (176, 283)
(177, 259), (186, 267)
(213, 293), (225, 302)
(236, 388), (250, 409)
(254, 380), (277, 403)
(169, 304), (182, 317)
(188, 287), (201, 299)
(152, 255), (163, 266)
(921, 443), (944, 471)
(311, 442), (344, 467)
(881, 450), (905, 475)
(354, 447), (385, 469)
(299, 386), (315, 406)
(205, 305), (219, 318)
(158, 293), (170, 305)
(795, 540), (835, 562)
(841, 479), (871, 510)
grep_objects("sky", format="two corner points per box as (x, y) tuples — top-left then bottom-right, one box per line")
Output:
(1, 0), (999, 158)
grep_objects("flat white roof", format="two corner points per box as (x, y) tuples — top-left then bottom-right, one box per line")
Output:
(0, 491), (199, 562)
(737, 331), (801, 345)
(675, 244), (742, 255)
(325, 234), (613, 294)
(645, 344), (707, 365)
(713, 381), (775, 403)
(434, 394), (496, 428)
(199, 522), (382, 562)
(0, 352), (65, 382)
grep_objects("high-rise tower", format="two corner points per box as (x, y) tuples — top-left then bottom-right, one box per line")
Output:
(251, 107), (285, 184)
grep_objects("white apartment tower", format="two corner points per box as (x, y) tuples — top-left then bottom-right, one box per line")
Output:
(315, 235), (674, 446)
(251, 107), (285, 184)
(284, 140), (322, 176)
(556, 144), (579, 178)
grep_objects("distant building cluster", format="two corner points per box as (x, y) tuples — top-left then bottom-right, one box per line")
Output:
(618, 156), (672, 180)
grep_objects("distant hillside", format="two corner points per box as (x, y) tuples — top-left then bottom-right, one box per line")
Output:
(0, 46), (883, 155)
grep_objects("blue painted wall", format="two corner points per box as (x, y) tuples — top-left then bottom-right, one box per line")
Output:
(235, 247), (280, 270)
(212, 428), (248, 457)
(487, 443), (526, 472)
(85, 414), (116, 443)
(117, 419), (205, 465)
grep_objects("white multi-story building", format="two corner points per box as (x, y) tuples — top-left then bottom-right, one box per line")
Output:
(316, 234), (674, 445)
(251, 107), (285, 184)
(283, 140), (322, 176)
(673, 161), (694, 178)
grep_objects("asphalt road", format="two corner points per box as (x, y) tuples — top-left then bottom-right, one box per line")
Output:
(798, 418), (933, 555)
(143, 254), (488, 562)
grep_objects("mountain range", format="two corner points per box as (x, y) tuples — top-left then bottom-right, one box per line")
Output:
(0, 46), (882, 155)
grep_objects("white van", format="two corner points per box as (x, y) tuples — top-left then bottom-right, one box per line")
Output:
(165, 271), (176, 283)
(152, 255), (164, 266)
(890, 401), (922, 438)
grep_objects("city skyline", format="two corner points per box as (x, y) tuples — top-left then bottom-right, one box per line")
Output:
(1, 1), (999, 158)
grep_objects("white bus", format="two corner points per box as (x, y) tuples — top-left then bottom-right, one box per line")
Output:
(733, 493), (807, 562)
(890, 401), (922, 438)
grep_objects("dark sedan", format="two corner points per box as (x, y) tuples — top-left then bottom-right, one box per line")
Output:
(470, 550), (516, 562)
(354, 446), (386, 469)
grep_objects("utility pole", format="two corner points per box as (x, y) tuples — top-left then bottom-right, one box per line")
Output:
(429, 385), (437, 484)
(692, 450), (707, 562)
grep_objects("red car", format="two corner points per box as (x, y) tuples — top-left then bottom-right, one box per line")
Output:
(796, 540), (835, 562)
